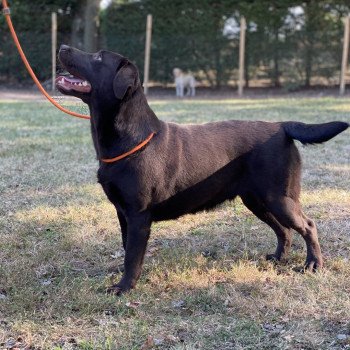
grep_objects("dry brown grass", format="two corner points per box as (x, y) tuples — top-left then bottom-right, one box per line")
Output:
(0, 97), (349, 349)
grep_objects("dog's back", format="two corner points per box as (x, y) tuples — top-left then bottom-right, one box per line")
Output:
(148, 119), (348, 221)
(149, 120), (292, 219)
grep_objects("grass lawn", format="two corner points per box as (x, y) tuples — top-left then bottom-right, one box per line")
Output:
(0, 97), (349, 349)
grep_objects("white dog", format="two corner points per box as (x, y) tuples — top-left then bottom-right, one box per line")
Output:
(173, 68), (196, 97)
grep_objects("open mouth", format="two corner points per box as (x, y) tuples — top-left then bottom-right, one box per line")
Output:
(55, 75), (92, 93)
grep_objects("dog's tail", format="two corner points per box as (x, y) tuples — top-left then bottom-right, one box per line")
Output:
(282, 121), (349, 145)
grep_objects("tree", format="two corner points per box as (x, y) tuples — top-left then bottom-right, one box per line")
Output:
(238, 0), (297, 87)
(2, 0), (350, 86)
(0, 0), (85, 81)
(102, 0), (239, 87)
(71, 0), (100, 51)
(239, 0), (349, 88)
(298, 0), (349, 87)
(0, 0), (102, 82)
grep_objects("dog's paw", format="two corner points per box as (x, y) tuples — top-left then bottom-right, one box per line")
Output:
(303, 257), (323, 272)
(266, 253), (281, 262)
(106, 283), (132, 296)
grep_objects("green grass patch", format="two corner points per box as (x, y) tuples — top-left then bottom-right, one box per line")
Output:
(0, 97), (349, 349)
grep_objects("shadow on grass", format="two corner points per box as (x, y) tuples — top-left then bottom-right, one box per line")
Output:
(0, 99), (349, 349)
(0, 199), (349, 349)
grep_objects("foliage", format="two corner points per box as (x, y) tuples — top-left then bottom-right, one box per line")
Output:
(102, 0), (239, 86)
(0, 0), (83, 83)
(227, 0), (349, 88)
(101, 0), (350, 87)
(1, 0), (350, 87)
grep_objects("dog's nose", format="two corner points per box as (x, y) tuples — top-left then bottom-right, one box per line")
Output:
(59, 44), (70, 52)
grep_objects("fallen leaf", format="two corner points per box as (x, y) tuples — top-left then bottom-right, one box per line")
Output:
(126, 301), (141, 309)
(337, 334), (348, 340)
(283, 334), (293, 342)
(140, 335), (154, 350)
(41, 279), (52, 286)
(4, 338), (16, 348)
(172, 300), (185, 308)
(262, 323), (284, 333)
(164, 334), (178, 343)
(35, 264), (55, 278)
(145, 246), (160, 257)
(201, 249), (217, 259)
(153, 337), (164, 346)
(265, 277), (272, 284)
(110, 250), (125, 259)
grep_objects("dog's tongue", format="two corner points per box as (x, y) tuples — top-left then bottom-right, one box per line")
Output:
(56, 75), (91, 93)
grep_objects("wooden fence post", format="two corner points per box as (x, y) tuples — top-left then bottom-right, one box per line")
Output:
(340, 15), (350, 95)
(238, 16), (246, 97)
(143, 14), (153, 96)
(51, 12), (57, 92)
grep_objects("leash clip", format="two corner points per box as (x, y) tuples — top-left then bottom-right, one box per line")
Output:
(2, 7), (10, 15)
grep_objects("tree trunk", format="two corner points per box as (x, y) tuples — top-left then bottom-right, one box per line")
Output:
(71, 8), (84, 49)
(272, 28), (281, 87)
(303, 2), (315, 88)
(215, 46), (222, 88)
(244, 31), (249, 88)
(83, 0), (100, 52)
(304, 44), (312, 87)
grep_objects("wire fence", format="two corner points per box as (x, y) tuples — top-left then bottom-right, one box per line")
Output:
(105, 30), (345, 90)
(0, 13), (349, 92)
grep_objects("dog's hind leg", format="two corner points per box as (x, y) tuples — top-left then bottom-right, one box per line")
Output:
(240, 193), (293, 261)
(190, 78), (196, 96)
(264, 196), (323, 271)
(108, 212), (152, 295)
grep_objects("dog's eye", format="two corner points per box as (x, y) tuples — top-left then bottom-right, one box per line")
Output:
(94, 53), (102, 61)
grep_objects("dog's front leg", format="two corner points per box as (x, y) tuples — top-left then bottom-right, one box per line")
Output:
(107, 213), (151, 295)
(179, 84), (184, 97)
(176, 84), (180, 97)
(117, 211), (128, 250)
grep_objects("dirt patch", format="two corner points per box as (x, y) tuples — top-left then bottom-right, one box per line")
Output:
(149, 85), (350, 99)
(1, 86), (350, 102)
(0, 88), (77, 102)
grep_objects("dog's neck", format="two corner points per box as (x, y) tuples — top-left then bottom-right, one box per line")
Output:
(88, 87), (161, 160)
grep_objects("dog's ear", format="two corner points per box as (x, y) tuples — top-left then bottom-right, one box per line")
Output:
(113, 62), (137, 100)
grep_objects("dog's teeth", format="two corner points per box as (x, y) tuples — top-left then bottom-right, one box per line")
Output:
(82, 81), (87, 86)
(60, 78), (64, 83)
(78, 83), (82, 86)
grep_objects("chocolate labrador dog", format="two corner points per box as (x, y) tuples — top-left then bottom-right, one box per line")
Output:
(56, 45), (348, 295)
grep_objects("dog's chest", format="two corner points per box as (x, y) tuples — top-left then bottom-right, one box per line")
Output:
(97, 166), (126, 206)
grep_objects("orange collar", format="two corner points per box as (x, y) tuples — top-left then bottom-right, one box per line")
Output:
(101, 132), (155, 163)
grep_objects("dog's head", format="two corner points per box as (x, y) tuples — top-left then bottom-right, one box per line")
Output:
(56, 45), (140, 105)
(173, 68), (182, 78)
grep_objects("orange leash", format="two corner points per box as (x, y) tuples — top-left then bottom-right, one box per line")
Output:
(101, 132), (155, 163)
(2, 0), (90, 120)
(2, 0), (156, 163)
